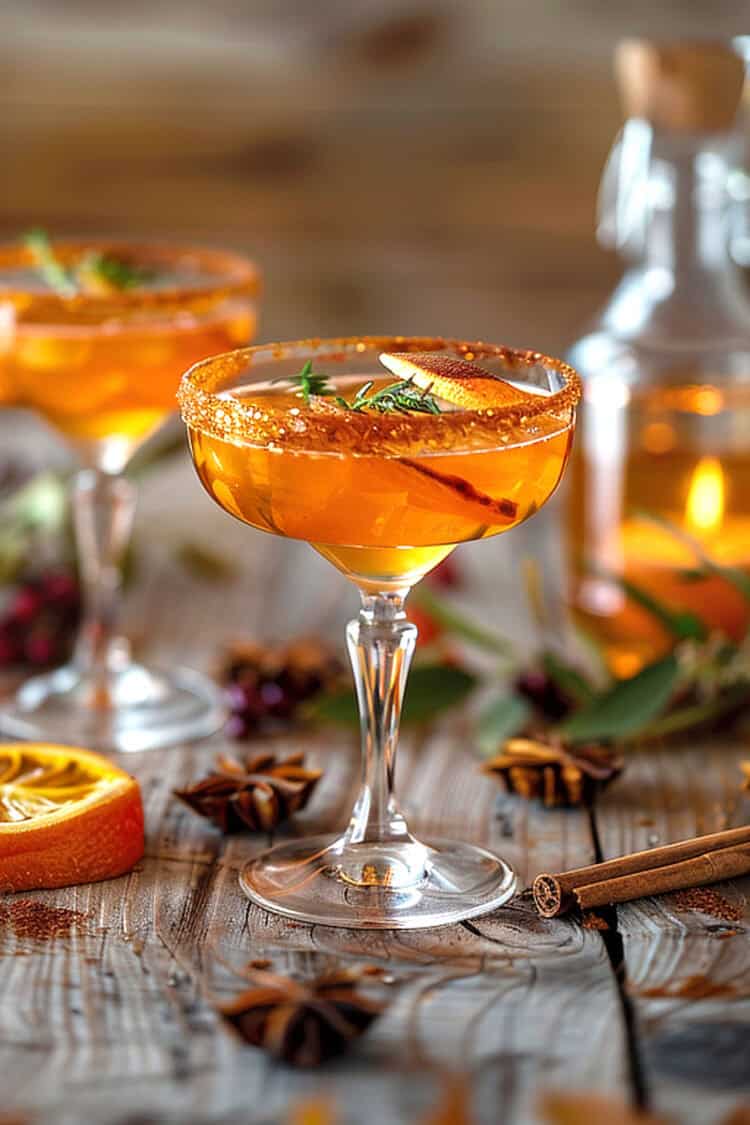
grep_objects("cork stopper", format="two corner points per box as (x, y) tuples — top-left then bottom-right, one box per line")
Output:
(615, 40), (745, 132)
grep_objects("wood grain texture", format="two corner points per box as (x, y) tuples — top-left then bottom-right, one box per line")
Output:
(595, 743), (750, 1124)
(1, 502), (748, 1123)
(2, 6), (750, 1119)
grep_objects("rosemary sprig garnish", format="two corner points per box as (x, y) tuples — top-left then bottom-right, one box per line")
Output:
(22, 229), (155, 295)
(344, 379), (441, 415)
(23, 229), (77, 297)
(285, 362), (441, 414)
(284, 360), (337, 405)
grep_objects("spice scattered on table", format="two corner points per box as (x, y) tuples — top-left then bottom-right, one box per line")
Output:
(173, 751), (322, 833)
(582, 910), (610, 931)
(0, 899), (90, 941)
(482, 736), (623, 808)
(217, 965), (385, 1067)
(637, 973), (739, 1000)
(669, 886), (744, 924)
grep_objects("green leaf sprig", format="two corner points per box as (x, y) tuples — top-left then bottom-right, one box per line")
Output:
(338, 379), (441, 415)
(284, 360), (337, 405)
(76, 250), (154, 291)
(310, 662), (477, 727)
(284, 362), (441, 415)
(22, 229), (154, 295)
(23, 229), (77, 296)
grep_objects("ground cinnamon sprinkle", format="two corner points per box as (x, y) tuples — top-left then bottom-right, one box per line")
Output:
(639, 973), (738, 1000)
(582, 910), (610, 931)
(668, 887), (744, 923)
(0, 899), (89, 940)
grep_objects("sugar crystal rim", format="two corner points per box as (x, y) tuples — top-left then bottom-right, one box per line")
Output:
(178, 335), (582, 456)
(0, 239), (261, 320)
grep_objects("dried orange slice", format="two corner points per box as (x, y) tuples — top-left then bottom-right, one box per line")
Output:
(0, 743), (144, 892)
(379, 352), (526, 410)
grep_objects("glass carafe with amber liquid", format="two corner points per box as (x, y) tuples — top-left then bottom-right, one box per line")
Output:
(567, 40), (750, 677)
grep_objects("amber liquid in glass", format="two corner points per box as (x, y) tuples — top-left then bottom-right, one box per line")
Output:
(0, 259), (256, 456)
(188, 374), (573, 586)
(4, 316), (254, 451)
(568, 382), (750, 677)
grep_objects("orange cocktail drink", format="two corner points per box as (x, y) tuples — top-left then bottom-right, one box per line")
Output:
(0, 238), (259, 752)
(183, 344), (574, 589)
(0, 241), (257, 465)
(179, 337), (580, 930)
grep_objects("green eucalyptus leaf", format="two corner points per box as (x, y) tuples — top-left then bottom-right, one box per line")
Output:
(175, 540), (239, 582)
(541, 651), (596, 706)
(597, 569), (706, 642)
(560, 653), (680, 742)
(311, 663), (478, 727)
(636, 682), (750, 742)
(412, 587), (515, 657)
(476, 694), (531, 756)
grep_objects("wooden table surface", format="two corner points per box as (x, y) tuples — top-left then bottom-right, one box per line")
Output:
(2, 13), (750, 1114)
(0, 449), (748, 1125)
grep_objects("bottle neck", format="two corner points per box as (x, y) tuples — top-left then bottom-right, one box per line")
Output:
(598, 131), (750, 346)
(643, 151), (734, 285)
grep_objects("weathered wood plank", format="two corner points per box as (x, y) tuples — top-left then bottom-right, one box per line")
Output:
(595, 743), (750, 1125)
(0, 731), (626, 1125)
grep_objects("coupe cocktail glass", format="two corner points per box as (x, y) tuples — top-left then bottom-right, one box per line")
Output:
(0, 240), (259, 752)
(179, 336), (580, 928)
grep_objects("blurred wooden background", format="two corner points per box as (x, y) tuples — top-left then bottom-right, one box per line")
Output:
(3, 1), (749, 356)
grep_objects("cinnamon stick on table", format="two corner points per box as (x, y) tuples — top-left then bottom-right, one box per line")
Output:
(533, 824), (750, 918)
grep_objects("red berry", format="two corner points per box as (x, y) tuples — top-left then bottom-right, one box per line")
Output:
(41, 572), (79, 606)
(427, 555), (461, 589)
(225, 712), (254, 739)
(8, 585), (44, 624)
(225, 682), (267, 721)
(0, 626), (20, 666)
(514, 669), (571, 721)
(23, 630), (64, 667)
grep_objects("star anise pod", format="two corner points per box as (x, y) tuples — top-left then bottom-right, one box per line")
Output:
(483, 736), (624, 808)
(218, 966), (384, 1066)
(173, 751), (322, 833)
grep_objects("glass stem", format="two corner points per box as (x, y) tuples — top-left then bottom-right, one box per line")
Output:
(72, 469), (137, 704)
(344, 590), (417, 846)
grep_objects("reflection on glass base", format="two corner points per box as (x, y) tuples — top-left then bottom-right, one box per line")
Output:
(240, 833), (517, 930)
(0, 661), (225, 753)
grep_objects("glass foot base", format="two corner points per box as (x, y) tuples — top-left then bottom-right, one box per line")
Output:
(0, 661), (226, 753)
(240, 833), (517, 930)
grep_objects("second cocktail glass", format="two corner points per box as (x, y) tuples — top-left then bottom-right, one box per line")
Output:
(179, 336), (580, 928)
(0, 240), (260, 752)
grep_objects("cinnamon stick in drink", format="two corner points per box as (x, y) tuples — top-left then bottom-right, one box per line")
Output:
(533, 824), (750, 917)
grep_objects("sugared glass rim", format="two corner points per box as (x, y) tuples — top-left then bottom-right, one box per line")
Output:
(178, 335), (581, 457)
(0, 239), (261, 320)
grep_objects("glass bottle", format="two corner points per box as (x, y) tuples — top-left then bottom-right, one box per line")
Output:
(566, 40), (750, 677)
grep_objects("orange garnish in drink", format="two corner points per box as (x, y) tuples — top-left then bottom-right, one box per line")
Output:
(0, 744), (144, 891)
(379, 352), (526, 409)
